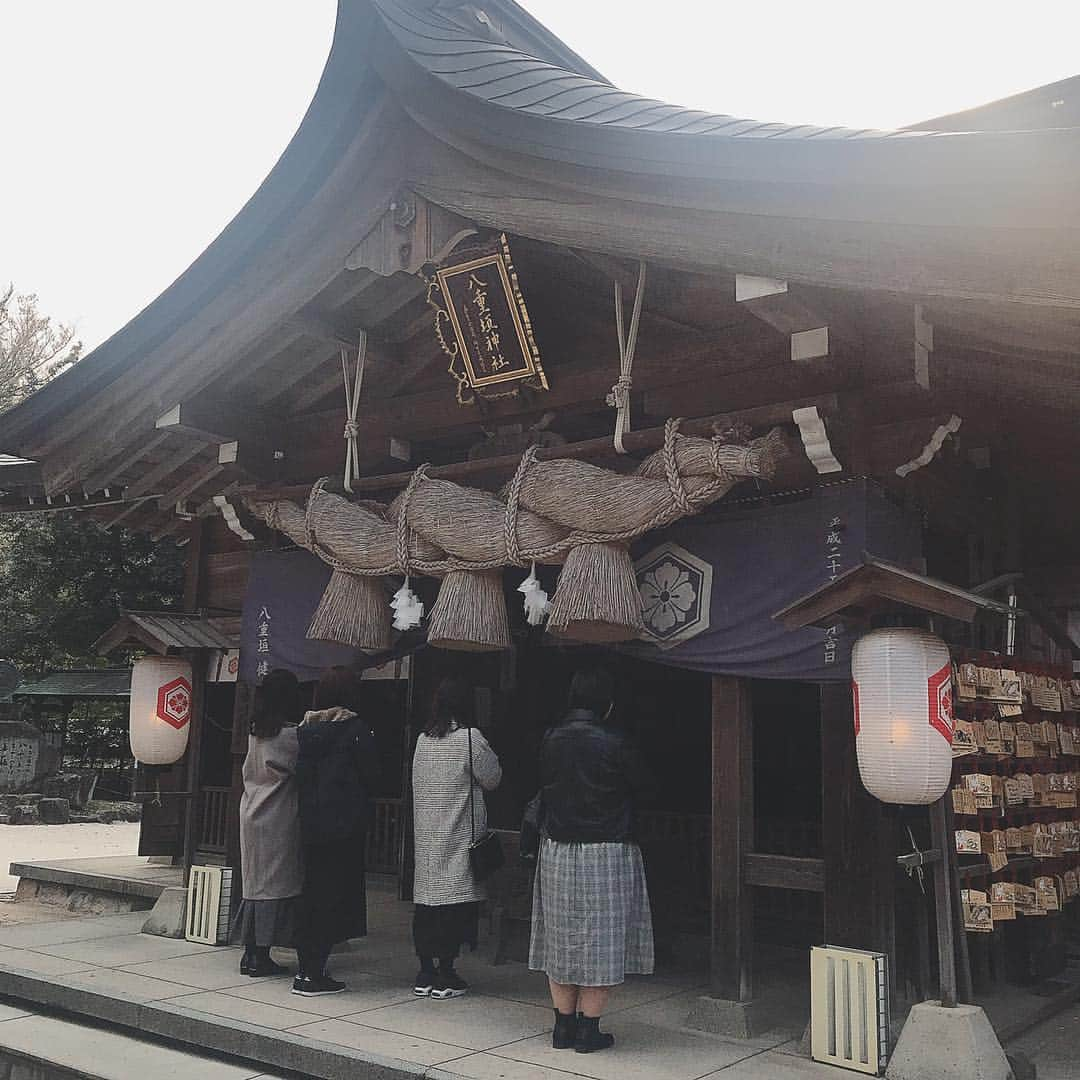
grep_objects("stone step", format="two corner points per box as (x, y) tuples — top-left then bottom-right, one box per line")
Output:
(0, 1004), (285, 1080)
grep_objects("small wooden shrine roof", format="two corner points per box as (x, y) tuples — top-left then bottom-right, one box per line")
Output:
(95, 611), (239, 657)
(775, 558), (1020, 629)
(11, 669), (132, 701)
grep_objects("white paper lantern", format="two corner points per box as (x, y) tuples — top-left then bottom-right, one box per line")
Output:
(129, 656), (193, 765)
(851, 628), (954, 805)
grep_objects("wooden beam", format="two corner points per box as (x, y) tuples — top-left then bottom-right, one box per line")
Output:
(287, 309), (363, 347)
(744, 853), (824, 893)
(710, 675), (753, 1002)
(0, 459), (42, 489)
(257, 399), (819, 500)
(156, 400), (274, 446)
(122, 441), (209, 501)
(101, 495), (160, 532)
(157, 461), (226, 510)
(736, 278), (831, 362)
(80, 432), (171, 494)
(151, 512), (192, 543)
(255, 343), (338, 406)
(217, 439), (283, 483)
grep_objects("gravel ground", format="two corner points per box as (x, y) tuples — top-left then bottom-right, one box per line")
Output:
(0, 822), (140, 894)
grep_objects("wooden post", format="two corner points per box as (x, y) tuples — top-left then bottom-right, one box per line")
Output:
(821, 682), (897, 995)
(183, 520), (206, 611)
(224, 680), (254, 906)
(710, 675), (754, 1002)
(398, 652), (420, 902)
(181, 651), (208, 876)
(929, 796), (958, 1007)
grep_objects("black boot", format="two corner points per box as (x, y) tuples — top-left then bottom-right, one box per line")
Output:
(239, 946), (256, 975)
(552, 1009), (577, 1049)
(249, 946), (288, 977)
(574, 1013), (614, 1053)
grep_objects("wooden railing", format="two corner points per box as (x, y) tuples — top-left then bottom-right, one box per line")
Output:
(637, 810), (711, 932)
(198, 786), (231, 854)
(368, 797), (403, 875)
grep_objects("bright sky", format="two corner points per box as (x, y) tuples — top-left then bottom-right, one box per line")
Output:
(3, 1), (1078, 353)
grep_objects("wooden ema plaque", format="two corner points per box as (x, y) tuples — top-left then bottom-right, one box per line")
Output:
(429, 234), (547, 404)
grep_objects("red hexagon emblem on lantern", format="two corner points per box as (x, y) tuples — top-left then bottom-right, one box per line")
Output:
(156, 676), (192, 730)
(928, 662), (953, 743)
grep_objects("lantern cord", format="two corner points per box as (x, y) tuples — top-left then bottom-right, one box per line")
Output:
(607, 261), (647, 455)
(341, 331), (369, 494)
(152, 777), (162, 808)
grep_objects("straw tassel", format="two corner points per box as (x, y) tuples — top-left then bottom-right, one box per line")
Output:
(307, 570), (391, 651)
(428, 570), (511, 651)
(547, 542), (644, 643)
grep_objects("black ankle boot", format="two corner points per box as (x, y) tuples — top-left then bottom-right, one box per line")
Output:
(249, 947), (288, 977)
(574, 1013), (614, 1053)
(552, 1009), (577, 1049)
(239, 946), (256, 975)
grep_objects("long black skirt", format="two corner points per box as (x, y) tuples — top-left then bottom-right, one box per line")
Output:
(230, 896), (299, 948)
(413, 901), (480, 961)
(297, 831), (367, 950)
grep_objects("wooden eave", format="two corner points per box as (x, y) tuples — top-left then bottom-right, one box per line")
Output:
(369, 0), (1080, 306)
(0, 0), (1078, 540)
(95, 611), (239, 657)
(775, 558), (1020, 630)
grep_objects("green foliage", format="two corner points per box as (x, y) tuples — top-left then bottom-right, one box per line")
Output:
(0, 512), (184, 674)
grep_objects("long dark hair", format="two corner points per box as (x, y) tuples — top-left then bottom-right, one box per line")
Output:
(567, 666), (614, 719)
(425, 676), (475, 738)
(252, 669), (302, 737)
(313, 665), (362, 713)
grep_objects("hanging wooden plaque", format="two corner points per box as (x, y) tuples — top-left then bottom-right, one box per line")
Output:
(427, 233), (547, 404)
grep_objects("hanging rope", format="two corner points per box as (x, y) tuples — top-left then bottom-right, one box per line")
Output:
(341, 331), (369, 493)
(607, 261), (647, 454)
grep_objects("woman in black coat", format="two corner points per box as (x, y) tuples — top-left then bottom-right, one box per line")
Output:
(293, 666), (379, 996)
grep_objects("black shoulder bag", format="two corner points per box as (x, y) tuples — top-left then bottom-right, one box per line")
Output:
(467, 726), (505, 882)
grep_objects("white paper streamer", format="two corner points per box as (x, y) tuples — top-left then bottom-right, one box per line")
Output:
(391, 577), (424, 631)
(517, 562), (551, 626)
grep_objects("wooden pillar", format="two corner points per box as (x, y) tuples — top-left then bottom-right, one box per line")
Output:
(181, 651), (208, 876)
(183, 519), (206, 611)
(224, 680), (254, 886)
(687, 674), (756, 1035)
(710, 675), (754, 1002)
(821, 682), (897, 993)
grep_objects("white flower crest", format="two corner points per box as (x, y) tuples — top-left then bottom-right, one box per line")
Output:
(640, 560), (696, 635)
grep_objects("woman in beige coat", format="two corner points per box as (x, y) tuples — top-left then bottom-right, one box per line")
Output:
(232, 669), (304, 977)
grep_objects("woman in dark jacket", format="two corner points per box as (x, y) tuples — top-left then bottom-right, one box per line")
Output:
(528, 667), (654, 1053)
(232, 669), (304, 976)
(293, 666), (378, 996)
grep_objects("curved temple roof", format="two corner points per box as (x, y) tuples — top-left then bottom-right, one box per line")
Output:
(374, 0), (915, 141)
(3, 0), (1080, 491)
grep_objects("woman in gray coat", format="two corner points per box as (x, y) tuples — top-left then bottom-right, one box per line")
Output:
(232, 669), (304, 977)
(411, 677), (501, 999)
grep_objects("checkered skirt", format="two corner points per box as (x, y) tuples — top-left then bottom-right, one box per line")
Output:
(528, 837), (655, 987)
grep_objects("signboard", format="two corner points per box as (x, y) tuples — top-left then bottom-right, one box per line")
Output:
(429, 234), (547, 403)
(0, 721), (48, 793)
(240, 550), (362, 684)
